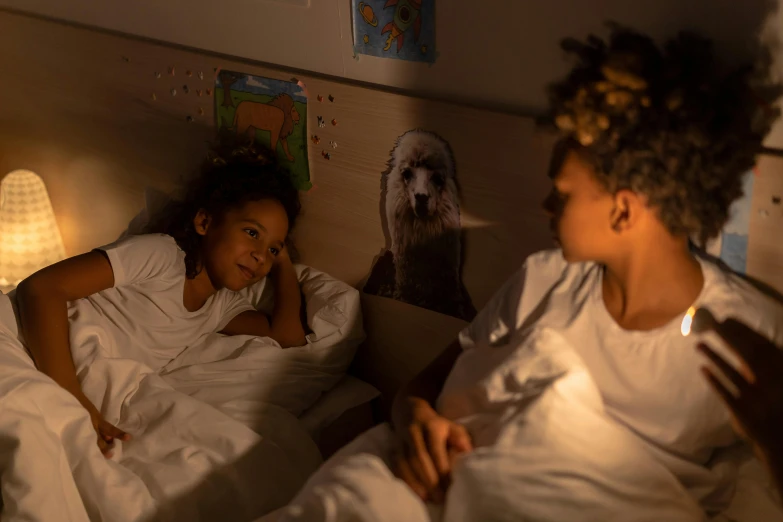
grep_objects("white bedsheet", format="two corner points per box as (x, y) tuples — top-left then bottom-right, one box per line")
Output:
(277, 327), (709, 522)
(0, 293), (322, 522)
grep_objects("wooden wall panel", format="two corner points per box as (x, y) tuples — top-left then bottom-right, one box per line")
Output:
(748, 154), (783, 292)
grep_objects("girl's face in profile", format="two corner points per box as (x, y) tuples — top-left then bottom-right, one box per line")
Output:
(195, 199), (289, 291)
(543, 150), (618, 263)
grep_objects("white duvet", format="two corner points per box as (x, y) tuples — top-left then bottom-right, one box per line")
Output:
(0, 266), (364, 522)
(275, 327), (773, 522)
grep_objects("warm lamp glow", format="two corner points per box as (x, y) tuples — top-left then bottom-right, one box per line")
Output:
(0, 170), (66, 293)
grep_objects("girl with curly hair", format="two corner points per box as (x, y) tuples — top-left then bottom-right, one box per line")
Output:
(13, 138), (306, 457)
(277, 26), (783, 521)
(388, 25), (783, 515)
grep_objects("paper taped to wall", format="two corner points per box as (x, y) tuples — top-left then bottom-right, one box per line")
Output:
(215, 71), (312, 191)
(353, 0), (436, 63)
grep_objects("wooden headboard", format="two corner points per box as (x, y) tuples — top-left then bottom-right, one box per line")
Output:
(1, 9), (782, 414)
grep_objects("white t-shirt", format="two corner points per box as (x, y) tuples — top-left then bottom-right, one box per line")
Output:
(446, 249), (783, 512)
(67, 234), (254, 373)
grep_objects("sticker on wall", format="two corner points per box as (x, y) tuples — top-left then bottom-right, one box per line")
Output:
(352, 0), (436, 63)
(362, 129), (475, 320)
(703, 169), (755, 273)
(215, 70), (312, 190)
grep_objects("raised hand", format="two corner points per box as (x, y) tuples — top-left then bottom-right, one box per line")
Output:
(697, 317), (783, 473)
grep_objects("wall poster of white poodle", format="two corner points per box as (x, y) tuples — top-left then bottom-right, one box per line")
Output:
(362, 129), (477, 321)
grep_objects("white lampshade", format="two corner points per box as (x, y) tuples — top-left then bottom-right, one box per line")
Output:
(0, 170), (66, 293)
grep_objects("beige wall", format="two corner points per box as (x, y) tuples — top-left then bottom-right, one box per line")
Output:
(1, 0), (781, 148)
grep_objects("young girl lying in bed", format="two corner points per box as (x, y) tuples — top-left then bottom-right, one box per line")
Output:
(278, 27), (783, 521)
(14, 140), (306, 457)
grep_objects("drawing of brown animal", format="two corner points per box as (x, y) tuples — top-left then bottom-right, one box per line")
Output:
(233, 93), (301, 161)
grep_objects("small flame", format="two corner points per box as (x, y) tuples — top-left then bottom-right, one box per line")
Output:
(681, 306), (696, 337)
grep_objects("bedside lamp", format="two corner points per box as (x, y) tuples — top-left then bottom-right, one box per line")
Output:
(0, 170), (66, 293)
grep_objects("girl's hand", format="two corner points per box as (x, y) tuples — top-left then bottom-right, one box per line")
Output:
(697, 318), (783, 466)
(391, 399), (473, 504)
(82, 401), (130, 458)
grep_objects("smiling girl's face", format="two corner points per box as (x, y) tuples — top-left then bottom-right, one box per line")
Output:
(195, 199), (289, 291)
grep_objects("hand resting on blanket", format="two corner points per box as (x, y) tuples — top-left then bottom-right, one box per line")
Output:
(390, 341), (473, 503)
(87, 400), (132, 457)
(391, 396), (472, 503)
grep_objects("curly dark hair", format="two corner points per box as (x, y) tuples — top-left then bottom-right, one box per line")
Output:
(544, 24), (781, 244)
(145, 135), (302, 278)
